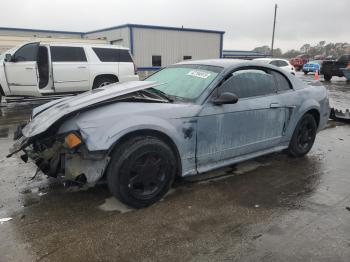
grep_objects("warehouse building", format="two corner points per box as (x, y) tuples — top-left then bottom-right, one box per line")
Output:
(84, 24), (224, 72)
(0, 24), (225, 75)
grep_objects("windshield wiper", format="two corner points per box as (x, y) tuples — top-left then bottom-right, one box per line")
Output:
(146, 88), (174, 102)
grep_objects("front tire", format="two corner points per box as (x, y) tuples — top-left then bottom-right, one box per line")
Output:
(324, 74), (332, 81)
(107, 136), (177, 208)
(288, 114), (317, 157)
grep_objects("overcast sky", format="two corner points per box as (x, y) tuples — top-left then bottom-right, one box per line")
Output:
(0, 0), (349, 52)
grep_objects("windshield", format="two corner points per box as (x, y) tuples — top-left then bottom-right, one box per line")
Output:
(146, 64), (222, 101)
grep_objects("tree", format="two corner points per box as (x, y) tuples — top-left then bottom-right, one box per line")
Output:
(272, 48), (282, 57)
(251, 41), (349, 59)
(300, 44), (311, 54)
(252, 45), (271, 54)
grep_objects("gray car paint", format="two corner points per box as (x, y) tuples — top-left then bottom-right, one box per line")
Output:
(15, 59), (330, 185)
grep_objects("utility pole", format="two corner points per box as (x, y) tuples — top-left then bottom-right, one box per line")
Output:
(271, 4), (277, 57)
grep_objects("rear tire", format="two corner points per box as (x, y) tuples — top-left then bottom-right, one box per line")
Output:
(303, 71), (308, 75)
(324, 74), (332, 81)
(288, 114), (317, 157)
(92, 76), (117, 89)
(107, 136), (177, 208)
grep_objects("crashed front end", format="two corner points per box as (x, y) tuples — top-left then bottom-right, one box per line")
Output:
(8, 81), (164, 185)
(10, 128), (109, 186)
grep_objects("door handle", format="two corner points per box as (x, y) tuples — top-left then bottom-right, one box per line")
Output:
(270, 102), (280, 108)
(77, 66), (87, 69)
(25, 67), (34, 70)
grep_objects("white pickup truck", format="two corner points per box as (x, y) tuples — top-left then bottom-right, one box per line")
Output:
(0, 42), (139, 100)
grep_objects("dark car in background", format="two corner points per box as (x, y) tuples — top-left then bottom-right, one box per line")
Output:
(321, 54), (350, 81)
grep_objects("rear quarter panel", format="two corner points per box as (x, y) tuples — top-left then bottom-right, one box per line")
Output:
(279, 79), (329, 142)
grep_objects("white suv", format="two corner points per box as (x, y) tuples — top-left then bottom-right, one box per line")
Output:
(0, 42), (139, 99)
(254, 58), (296, 75)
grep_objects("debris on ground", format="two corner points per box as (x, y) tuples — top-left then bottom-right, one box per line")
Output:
(252, 234), (263, 240)
(0, 217), (12, 224)
(330, 108), (350, 123)
(346, 207), (350, 212)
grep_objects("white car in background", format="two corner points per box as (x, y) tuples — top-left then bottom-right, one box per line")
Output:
(254, 58), (296, 75)
(0, 42), (139, 100)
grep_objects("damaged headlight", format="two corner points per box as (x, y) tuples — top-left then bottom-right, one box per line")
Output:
(64, 132), (82, 149)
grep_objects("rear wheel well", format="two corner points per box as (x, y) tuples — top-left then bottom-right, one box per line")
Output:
(93, 74), (119, 88)
(0, 84), (4, 96)
(305, 109), (320, 127)
(108, 129), (181, 176)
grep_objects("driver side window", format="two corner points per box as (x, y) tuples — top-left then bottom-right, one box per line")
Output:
(13, 43), (38, 62)
(219, 69), (276, 99)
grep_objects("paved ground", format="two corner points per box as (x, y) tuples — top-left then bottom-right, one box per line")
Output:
(0, 73), (350, 262)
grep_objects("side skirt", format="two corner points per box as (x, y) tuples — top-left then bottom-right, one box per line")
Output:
(194, 145), (289, 175)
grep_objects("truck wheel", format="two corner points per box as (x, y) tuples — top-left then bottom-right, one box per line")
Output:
(92, 76), (117, 89)
(288, 114), (317, 157)
(107, 136), (177, 208)
(324, 74), (332, 81)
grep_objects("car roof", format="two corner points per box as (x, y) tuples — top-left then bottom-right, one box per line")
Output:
(37, 41), (129, 50)
(176, 58), (292, 70)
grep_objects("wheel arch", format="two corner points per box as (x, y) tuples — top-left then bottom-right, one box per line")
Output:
(305, 108), (320, 127)
(0, 84), (4, 96)
(107, 129), (182, 177)
(92, 74), (119, 87)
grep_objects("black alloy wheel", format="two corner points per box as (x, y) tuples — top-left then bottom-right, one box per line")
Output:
(107, 136), (177, 208)
(288, 114), (317, 157)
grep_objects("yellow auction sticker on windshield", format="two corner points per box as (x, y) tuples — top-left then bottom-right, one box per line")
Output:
(187, 70), (211, 79)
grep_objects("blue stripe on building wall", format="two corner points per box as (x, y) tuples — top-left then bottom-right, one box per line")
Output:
(137, 67), (162, 71)
(129, 26), (134, 55)
(220, 34), (224, 58)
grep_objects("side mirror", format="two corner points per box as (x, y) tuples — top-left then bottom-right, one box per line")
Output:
(4, 54), (12, 62)
(212, 92), (239, 105)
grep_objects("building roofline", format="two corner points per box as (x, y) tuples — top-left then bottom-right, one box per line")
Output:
(0, 26), (84, 35)
(0, 24), (225, 38)
(84, 23), (225, 35)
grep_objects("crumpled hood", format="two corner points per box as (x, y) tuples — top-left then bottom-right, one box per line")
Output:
(22, 81), (160, 138)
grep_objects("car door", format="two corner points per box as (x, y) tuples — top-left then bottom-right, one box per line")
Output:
(50, 46), (90, 93)
(196, 68), (286, 172)
(4, 42), (41, 96)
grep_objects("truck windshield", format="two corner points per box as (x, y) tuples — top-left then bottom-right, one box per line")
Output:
(146, 65), (223, 100)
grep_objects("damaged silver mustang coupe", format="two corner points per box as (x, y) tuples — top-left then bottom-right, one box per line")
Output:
(9, 59), (330, 208)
